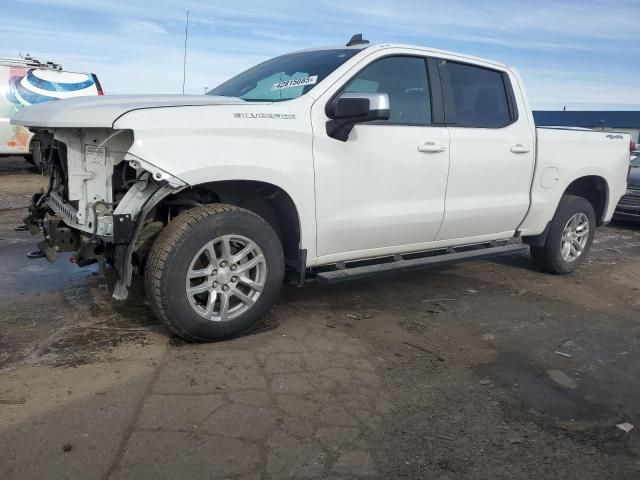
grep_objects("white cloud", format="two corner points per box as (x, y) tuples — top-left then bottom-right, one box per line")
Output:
(118, 19), (167, 36)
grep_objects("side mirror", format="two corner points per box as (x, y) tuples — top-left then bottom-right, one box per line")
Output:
(326, 92), (390, 141)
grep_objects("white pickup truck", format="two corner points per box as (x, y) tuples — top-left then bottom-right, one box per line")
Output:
(12, 35), (631, 341)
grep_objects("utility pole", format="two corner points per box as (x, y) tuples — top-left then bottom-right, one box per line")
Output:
(182, 9), (190, 95)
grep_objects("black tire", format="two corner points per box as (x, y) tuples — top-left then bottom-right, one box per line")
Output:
(530, 195), (596, 274)
(145, 204), (284, 342)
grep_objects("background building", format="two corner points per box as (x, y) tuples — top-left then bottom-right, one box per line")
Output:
(533, 111), (640, 142)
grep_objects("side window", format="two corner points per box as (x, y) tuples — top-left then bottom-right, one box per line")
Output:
(446, 61), (513, 128)
(343, 56), (432, 125)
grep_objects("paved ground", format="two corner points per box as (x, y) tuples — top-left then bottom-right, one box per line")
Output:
(1, 156), (639, 479)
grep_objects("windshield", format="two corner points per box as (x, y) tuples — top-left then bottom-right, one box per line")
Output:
(207, 49), (360, 102)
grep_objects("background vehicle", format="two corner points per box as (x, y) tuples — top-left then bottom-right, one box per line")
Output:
(0, 55), (103, 167)
(615, 154), (640, 220)
(12, 36), (631, 342)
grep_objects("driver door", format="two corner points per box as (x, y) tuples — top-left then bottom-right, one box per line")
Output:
(311, 54), (451, 263)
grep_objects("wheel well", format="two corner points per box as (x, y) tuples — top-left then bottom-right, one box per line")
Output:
(563, 176), (608, 226)
(164, 180), (303, 283)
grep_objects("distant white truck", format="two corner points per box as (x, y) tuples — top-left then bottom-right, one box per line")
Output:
(0, 56), (102, 166)
(12, 35), (631, 341)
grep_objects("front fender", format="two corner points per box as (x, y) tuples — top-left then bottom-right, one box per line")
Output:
(114, 102), (317, 260)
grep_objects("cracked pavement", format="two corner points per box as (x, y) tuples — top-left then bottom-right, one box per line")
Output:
(108, 322), (387, 479)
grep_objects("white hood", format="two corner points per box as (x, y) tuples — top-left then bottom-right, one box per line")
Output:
(10, 94), (249, 129)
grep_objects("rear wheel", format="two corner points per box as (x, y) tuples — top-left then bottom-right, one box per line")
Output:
(530, 195), (596, 274)
(145, 204), (284, 341)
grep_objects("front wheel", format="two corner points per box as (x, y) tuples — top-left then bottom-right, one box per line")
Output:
(145, 204), (285, 341)
(530, 195), (596, 274)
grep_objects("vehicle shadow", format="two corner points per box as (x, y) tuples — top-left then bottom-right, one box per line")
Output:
(0, 155), (38, 175)
(486, 250), (539, 272)
(104, 269), (160, 328)
(610, 218), (639, 231)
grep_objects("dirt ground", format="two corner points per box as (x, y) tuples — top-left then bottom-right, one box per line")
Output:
(1, 156), (639, 479)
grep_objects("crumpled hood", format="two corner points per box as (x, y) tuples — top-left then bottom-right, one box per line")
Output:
(11, 94), (249, 129)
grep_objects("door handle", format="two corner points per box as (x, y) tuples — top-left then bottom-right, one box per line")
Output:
(418, 142), (446, 153)
(510, 144), (530, 154)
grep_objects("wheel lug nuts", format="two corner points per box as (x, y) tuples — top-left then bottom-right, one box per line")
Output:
(212, 269), (217, 275)
(220, 261), (226, 267)
(232, 276), (238, 282)
(222, 285), (229, 291)
(230, 264), (237, 271)
(213, 281), (218, 287)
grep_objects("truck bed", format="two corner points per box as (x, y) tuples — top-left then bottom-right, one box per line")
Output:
(518, 128), (630, 236)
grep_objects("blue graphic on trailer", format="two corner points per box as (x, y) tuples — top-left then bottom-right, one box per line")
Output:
(25, 70), (95, 92)
(8, 69), (96, 107)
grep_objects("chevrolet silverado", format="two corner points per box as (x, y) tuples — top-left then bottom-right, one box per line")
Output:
(12, 35), (631, 341)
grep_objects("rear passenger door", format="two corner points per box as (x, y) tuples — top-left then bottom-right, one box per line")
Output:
(435, 60), (536, 241)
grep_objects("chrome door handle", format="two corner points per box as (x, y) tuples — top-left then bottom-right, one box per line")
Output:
(418, 142), (446, 153)
(510, 144), (530, 154)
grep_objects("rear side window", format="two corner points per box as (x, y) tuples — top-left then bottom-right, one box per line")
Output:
(445, 61), (513, 128)
(342, 56), (432, 125)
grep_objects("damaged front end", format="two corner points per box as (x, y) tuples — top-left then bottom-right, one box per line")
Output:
(25, 128), (186, 300)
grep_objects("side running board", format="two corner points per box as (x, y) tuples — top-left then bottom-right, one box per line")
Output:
(316, 242), (528, 284)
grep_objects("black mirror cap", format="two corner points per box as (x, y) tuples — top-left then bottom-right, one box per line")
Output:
(331, 92), (390, 122)
(326, 93), (390, 141)
(334, 97), (370, 120)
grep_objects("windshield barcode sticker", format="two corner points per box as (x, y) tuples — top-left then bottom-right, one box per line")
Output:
(271, 75), (318, 91)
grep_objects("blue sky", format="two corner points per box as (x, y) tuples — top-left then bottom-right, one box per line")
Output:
(1, 0), (638, 110)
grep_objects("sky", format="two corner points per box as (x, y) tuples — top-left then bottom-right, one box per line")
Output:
(1, 0), (639, 110)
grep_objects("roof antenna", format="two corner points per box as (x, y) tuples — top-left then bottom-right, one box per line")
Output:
(181, 9), (190, 95)
(346, 34), (370, 46)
